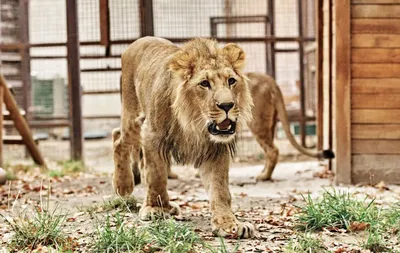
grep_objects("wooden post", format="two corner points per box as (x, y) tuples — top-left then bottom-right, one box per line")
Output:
(19, 0), (31, 121)
(267, 0), (276, 78)
(328, 0), (333, 170)
(335, 0), (351, 184)
(298, 0), (307, 147)
(140, 0), (154, 36)
(99, 0), (110, 56)
(66, 0), (84, 161)
(316, 0), (323, 150)
(0, 86), (3, 167)
(0, 75), (46, 166)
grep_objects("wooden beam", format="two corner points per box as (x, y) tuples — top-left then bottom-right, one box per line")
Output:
(66, 0), (84, 161)
(352, 64), (400, 78)
(352, 0), (400, 4)
(352, 34), (400, 48)
(353, 140), (400, 154)
(352, 94), (400, 108)
(0, 75), (46, 166)
(352, 19), (400, 34)
(352, 78), (400, 93)
(19, 0), (32, 121)
(352, 49), (400, 63)
(335, 0), (352, 184)
(0, 86), (3, 167)
(352, 124), (400, 139)
(352, 109), (400, 123)
(140, 0), (154, 36)
(298, 0), (307, 148)
(352, 5), (400, 18)
(316, 0), (324, 150)
(99, 0), (110, 46)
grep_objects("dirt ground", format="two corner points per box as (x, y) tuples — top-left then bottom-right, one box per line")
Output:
(1, 138), (400, 252)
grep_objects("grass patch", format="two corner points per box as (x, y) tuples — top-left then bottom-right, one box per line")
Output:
(362, 230), (390, 253)
(94, 213), (204, 253)
(94, 212), (149, 252)
(93, 213), (238, 253)
(295, 189), (400, 252)
(209, 237), (240, 253)
(2, 203), (75, 252)
(48, 160), (87, 177)
(286, 233), (327, 253)
(3, 163), (36, 180)
(83, 196), (139, 216)
(295, 188), (378, 231)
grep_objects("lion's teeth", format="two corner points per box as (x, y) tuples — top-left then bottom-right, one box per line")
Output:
(227, 125), (232, 130)
(216, 125), (220, 130)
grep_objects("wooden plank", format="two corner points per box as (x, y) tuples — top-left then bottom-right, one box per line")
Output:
(66, 0), (84, 161)
(352, 109), (400, 123)
(352, 49), (400, 63)
(335, 0), (352, 184)
(0, 75), (46, 166)
(0, 86), (3, 167)
(352, 0), (400, 4)
(99, 0), (110, 47)
(353, 154), (400, 170)
(352, 19), (400, 34)
(352, 34), (400, 48)
(352, 64), (400, 78)
(353, 154), (400, 185)
(316, 0), (324, 150)
(139, 0), (154, 36)
(352, 94), (400, 108)
(352, 5), (400, 18)
(352, 124), (400, 139)
(353, 140), (400, 154)
(3, 135), (39, 145)
(352, 78), (400, 93)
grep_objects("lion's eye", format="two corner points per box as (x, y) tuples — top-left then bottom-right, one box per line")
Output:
(200, 80), (211, 88)
(228, 77), (236, 86)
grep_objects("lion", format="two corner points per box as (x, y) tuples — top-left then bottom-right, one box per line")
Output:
(127, 72), (334, 182)
(112, 36), (255, 238)
(245, 72), (334, 181)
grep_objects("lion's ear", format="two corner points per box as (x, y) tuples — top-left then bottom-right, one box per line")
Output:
(222, 43), (245, 71)
(168, 50), (197, 79)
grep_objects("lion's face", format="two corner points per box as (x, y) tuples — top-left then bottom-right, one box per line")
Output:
(169, 40), (253, 143)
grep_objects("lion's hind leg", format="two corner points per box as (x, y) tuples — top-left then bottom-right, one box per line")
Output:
(250, 112), (279, 181)
(256, 142), (279, 181)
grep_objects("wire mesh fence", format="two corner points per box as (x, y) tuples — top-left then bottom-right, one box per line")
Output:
(0, 0), (317, 164)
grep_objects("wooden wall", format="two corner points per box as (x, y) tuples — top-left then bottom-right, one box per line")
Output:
(350, 0), (400, 184)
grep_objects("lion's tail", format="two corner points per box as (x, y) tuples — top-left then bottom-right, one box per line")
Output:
(274, 85), (334, 159)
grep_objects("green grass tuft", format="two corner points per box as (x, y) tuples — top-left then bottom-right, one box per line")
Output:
(93, 213), (237, 253)
(93, 212), (149, 252)
(295, 188), (378, 231)
(3, 203), (75, 252)
(48, 160), (87, 177)
(147, 218), (204, 253)
(286, 233), (327, 253)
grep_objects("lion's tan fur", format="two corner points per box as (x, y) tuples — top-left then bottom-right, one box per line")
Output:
(113, 37), (254, 238)
(247, 72), (330, 181)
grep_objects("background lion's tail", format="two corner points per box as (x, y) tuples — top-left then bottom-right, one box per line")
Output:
(273, 85), (334, 159)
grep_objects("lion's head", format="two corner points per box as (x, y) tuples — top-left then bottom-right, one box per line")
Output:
(168, 38), (254, 144)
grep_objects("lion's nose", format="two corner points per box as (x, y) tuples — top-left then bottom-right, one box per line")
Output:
(217, 102), (234, 113)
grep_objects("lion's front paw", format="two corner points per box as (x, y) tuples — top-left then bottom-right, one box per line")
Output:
(212, 214), (255, 238)
(113, 172), (134, 196)
(139, 202), (181, 221)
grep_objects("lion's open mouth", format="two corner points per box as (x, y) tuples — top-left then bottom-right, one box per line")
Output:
(208, 119), (236, 135)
